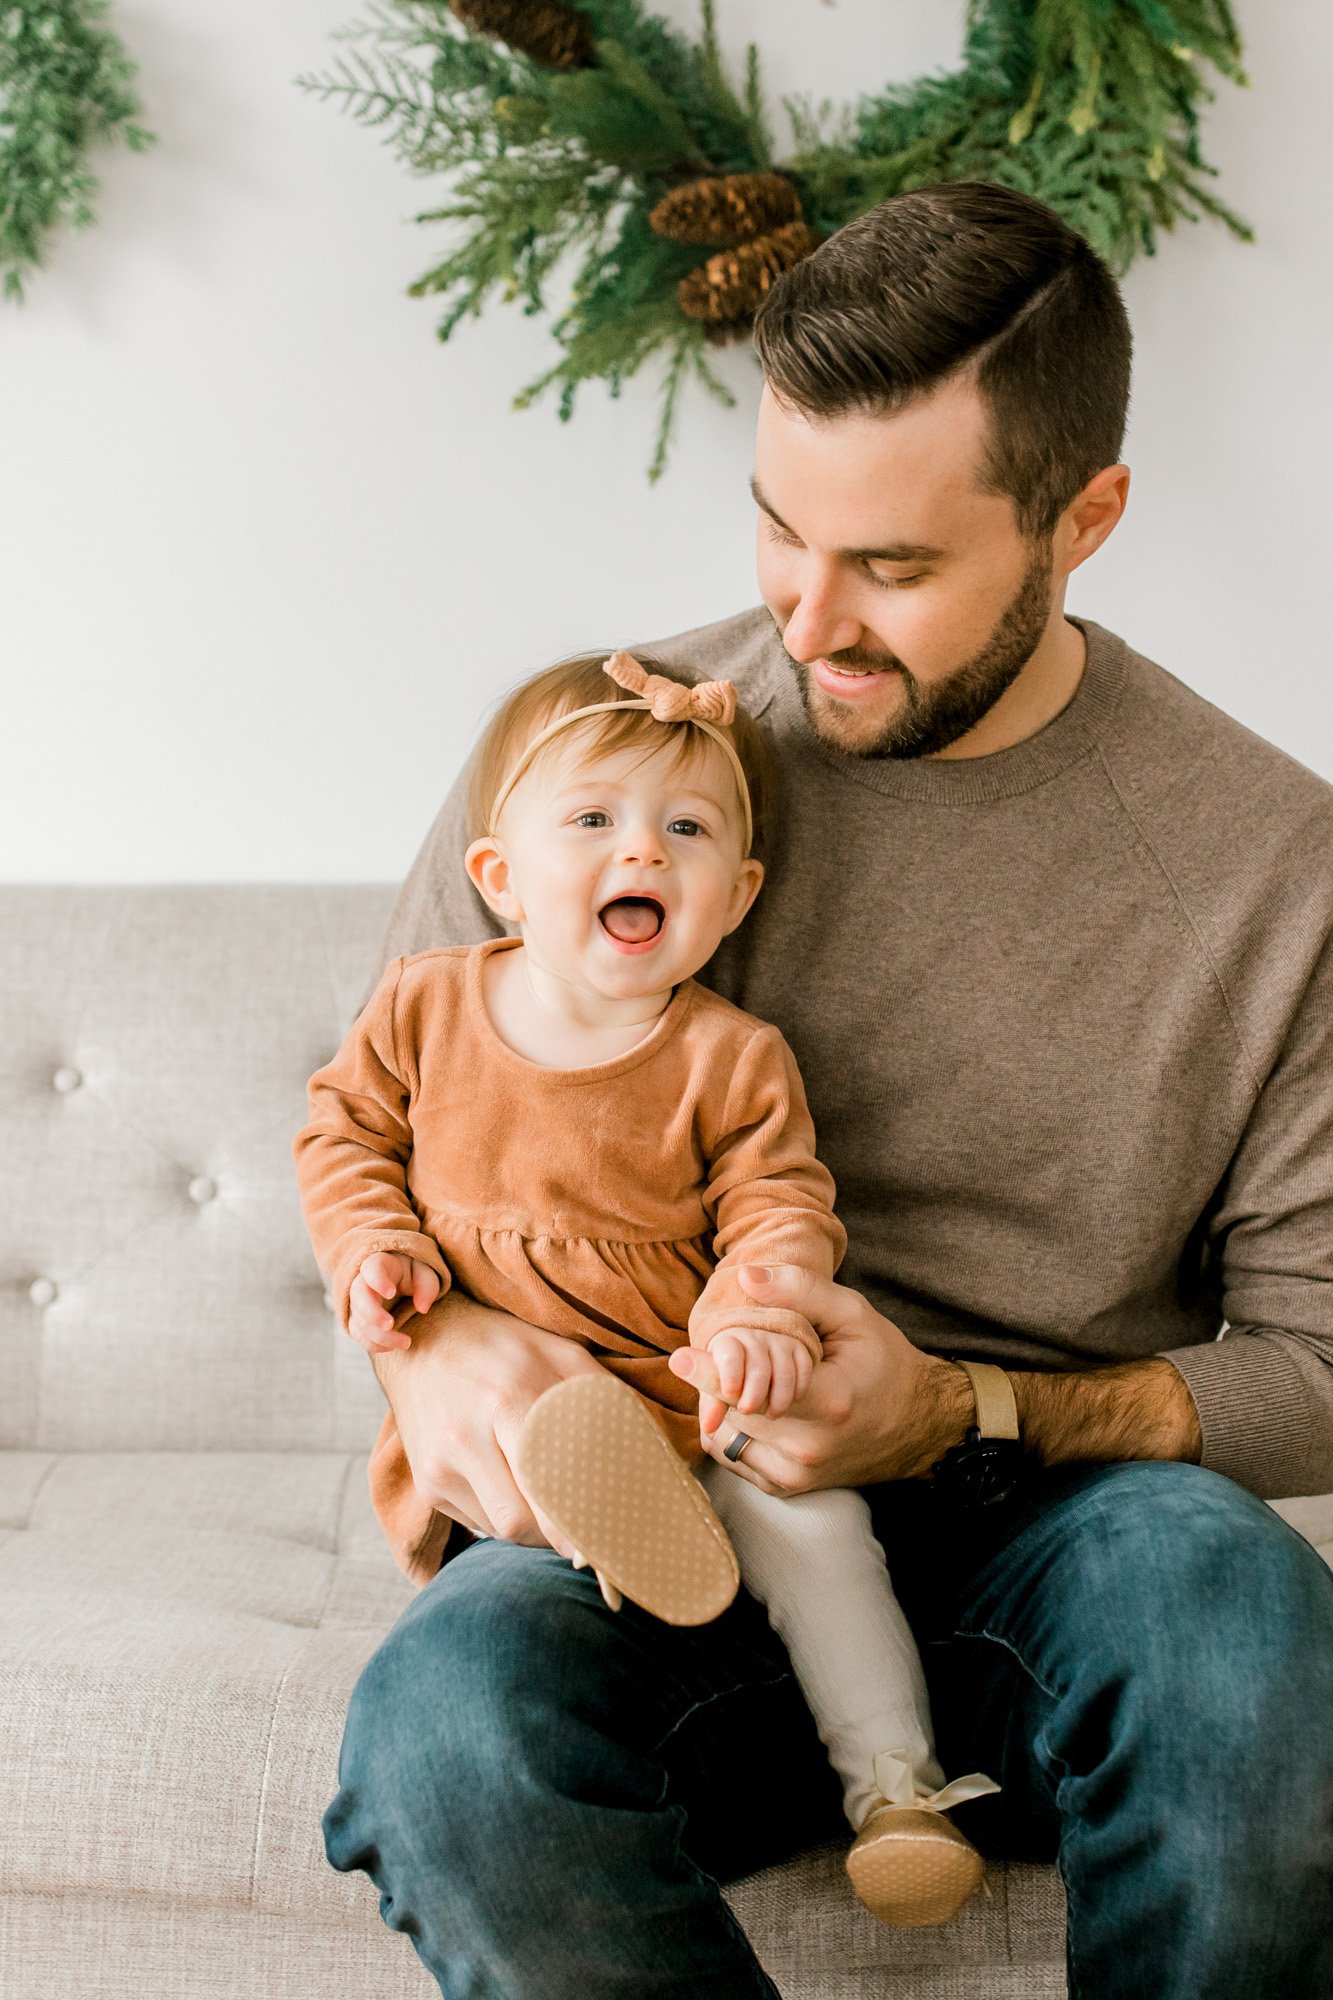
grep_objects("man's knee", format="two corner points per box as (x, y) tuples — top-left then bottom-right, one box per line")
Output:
(325, 1541), (624, 1868)
(1064, 1460), (1332, 1647)
(1041, 1462), (1333, 1793)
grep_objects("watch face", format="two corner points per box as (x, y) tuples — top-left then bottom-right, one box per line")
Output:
(934, 1435), (1025, 1509)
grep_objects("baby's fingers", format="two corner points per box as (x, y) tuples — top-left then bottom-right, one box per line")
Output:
(348, 1274), (411, 1351)
(765, 1340), (799, 1418)
(737, 1344), (772, 1416)
(709, 1333), (747, 1405)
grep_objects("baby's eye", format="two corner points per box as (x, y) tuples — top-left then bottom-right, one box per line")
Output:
(669, 819), (704, 837)
(572, 812), (610, 828)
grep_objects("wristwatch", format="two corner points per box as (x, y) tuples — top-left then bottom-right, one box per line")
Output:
(929, 1358), (1027, 1509)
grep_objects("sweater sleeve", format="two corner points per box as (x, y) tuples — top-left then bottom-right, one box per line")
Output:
(1162, 927), (1333, 1498)
(687, 1024), (847, 1360)
(291, 955), (451, 1334)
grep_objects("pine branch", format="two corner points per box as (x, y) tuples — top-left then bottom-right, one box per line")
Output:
(1, 0), (156, 300)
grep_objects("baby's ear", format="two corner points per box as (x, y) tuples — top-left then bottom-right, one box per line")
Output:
(464, 836), (522, 920)
(725, 856), (765, 933)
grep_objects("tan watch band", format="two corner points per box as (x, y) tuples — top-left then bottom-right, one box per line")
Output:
(954, 1359), (1020, 1443)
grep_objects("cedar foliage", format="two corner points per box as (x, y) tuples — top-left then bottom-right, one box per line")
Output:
(1, 0), (155, 301)
(297, 0), (1249, 479)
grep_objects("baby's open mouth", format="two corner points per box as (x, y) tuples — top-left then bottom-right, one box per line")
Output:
(598, 895), (666, 944)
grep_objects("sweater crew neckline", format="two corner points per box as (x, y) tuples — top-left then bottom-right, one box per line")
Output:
(762, 615), (1127, 805)
(466, 936), (698, 1084)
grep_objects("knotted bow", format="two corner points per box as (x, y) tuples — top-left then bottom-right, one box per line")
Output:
(871, 1750), (1001, 1815)
(603, 649), (737, 726)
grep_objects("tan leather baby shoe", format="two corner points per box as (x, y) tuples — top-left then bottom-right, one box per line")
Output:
(514, 1371), (740, 1626)
(845, 1799), (986, 1927)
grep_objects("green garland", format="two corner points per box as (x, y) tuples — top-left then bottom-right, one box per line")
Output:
(0, 1), (154, 301)
(298, 0), (1249, 477)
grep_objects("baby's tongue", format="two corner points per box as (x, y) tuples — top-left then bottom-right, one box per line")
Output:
(600, 897), (662, 943)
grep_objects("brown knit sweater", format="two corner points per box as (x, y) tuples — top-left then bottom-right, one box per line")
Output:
(369, 611), (1333, 1503)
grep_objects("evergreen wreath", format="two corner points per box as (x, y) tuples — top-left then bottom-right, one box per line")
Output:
(298, 0), (1249, 478)
(0, 1), (154, 301)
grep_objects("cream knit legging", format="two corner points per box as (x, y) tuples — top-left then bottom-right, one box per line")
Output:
(697, 1466), (951, 1832)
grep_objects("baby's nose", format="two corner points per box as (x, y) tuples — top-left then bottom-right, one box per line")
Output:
(615, 826), (668, 864)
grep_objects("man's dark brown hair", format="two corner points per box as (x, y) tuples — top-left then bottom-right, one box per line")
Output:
(752, 181), (1132, 539)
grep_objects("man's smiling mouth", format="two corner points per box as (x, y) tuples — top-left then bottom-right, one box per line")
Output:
(598, 895), (666, 945)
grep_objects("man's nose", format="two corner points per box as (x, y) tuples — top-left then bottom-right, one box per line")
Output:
(781, 565), (863, 663)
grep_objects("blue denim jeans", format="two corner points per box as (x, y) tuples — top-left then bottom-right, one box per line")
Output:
(323, 1461), (1333, 1998)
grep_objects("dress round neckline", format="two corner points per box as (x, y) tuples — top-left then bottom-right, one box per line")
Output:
(466, 935), (698, 1085)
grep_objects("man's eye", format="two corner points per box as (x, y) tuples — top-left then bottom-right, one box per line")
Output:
(868, 570), (927, 590)
(764, 519), (801, 548)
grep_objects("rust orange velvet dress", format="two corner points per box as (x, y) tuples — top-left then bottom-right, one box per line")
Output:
(293, 936), (846, 1585)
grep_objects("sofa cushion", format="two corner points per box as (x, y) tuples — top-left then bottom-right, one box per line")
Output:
(0, 885), (393, 1456)
(0, 1444), (1069, 1976)
(0, 1450), (413, 1920)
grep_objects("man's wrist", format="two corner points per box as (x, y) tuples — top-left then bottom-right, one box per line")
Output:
(898, 1357), (978, 1480)
(1010, 1356), (1203, 1469)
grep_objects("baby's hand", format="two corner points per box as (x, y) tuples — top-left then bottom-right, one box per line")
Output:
(347, 1252), (442, 1354)
(677, 1325), (816, 1437)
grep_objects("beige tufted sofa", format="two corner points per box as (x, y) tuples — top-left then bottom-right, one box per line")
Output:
(4, 884), (1331, 2000)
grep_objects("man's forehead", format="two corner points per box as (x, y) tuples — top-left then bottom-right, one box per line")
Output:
(752, 376), (1001, 548)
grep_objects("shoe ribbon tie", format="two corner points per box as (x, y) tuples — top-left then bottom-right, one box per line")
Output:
(872, 1750), (1001, 1812)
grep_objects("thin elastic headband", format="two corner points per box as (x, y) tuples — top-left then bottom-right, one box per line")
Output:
(486, 651), (754, 856)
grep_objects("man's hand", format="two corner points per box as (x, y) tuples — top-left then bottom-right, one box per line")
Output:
(670, 1264), (973, 1495)
(348, 1251), (442, 1353)
(371, 1289), (606, 1556)
(669, 1263), (1203, 1497)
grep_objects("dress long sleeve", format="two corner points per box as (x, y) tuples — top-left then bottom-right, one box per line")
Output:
(688, 1022), (847, 1359)
(292, 955), (451, 1333)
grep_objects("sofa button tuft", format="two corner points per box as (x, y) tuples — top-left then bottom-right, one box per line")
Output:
(52, 1065), (82, 1093)
(322, 1289), (337, 1313)
(29, 1277), (58, 1307)
(187, 1174), (218, 1205)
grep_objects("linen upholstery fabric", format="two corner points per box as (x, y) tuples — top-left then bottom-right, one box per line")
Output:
(3, 881), (1331, 2000)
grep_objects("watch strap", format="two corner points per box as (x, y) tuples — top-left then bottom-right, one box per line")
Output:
(955, 1359), (1020, 1443)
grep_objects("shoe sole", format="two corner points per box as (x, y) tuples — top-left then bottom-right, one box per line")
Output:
(845, 1809), (985, 1927)
(514, 1372), (740, 1626)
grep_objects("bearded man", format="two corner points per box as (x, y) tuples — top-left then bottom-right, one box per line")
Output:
(320, 182), (1333, 2000)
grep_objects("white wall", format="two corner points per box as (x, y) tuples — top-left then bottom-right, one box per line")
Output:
(3, 0), (1329, 882)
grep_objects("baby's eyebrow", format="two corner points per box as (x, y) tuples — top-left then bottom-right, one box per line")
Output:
(549, 783), (724, 811)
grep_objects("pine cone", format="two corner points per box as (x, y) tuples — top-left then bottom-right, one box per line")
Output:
(451, 0), (594, 71)
(678, 221), (820, 326)
(649, 172), (803, 248)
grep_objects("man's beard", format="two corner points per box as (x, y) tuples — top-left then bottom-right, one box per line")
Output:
(782, 538), (1055, 760)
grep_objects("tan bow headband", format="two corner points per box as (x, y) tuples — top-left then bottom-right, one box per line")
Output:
(486, 651), (754, 856)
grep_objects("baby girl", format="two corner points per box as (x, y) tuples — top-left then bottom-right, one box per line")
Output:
(292, 649), (997, 1926)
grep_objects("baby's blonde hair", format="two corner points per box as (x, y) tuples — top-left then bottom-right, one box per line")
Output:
(466, 653), (776, 861)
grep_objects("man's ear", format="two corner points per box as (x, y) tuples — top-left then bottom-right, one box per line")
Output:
(722, 857), (765, 936)
(464, 836), (524, 921)
(1059, 462), (1130, 578)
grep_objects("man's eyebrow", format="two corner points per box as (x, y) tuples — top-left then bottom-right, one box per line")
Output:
(749, 474), (947, 564)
